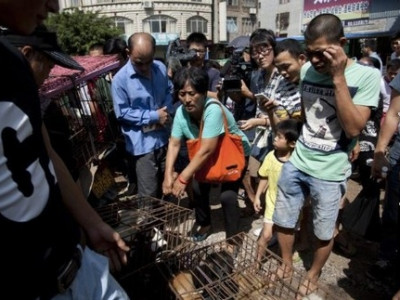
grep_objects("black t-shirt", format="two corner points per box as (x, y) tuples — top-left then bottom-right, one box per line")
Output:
(0, 37), (80, 298)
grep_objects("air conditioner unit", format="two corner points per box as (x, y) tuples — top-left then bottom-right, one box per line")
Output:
(143, 1), (153, 8)
(249, 8), (257, 15)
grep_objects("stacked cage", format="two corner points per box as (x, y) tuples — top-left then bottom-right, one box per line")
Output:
(40, 55), (121, 171)
(96, 196), (197, 299)
(157, 232), (337, 300)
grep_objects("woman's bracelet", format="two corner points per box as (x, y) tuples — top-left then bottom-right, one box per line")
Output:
(178, 175), (188, 185)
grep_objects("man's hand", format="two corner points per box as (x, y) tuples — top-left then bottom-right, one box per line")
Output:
(372, 151), (390, 179)
(240, 80), (254, 100)
(323, 45), (348, 78)
(349, 142), (360, 162)
(86, 221), (130, 273)
(157, 106), (170, 125)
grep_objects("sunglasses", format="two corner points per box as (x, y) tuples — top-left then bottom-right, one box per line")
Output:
(305, 49), (327, 59)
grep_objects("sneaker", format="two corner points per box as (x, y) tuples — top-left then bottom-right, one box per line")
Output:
(119, 182), (137, 197)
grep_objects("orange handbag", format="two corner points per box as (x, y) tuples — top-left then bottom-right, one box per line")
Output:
(186, 101), (245, 183)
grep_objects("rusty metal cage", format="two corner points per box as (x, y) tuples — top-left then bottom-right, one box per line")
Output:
(97, 197), (196, 275)
(157, 232), (338, 300)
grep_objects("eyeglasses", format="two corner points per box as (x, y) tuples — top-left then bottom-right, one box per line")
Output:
(392, 41), (400, 46)
(305, 49), (327, 59)
(251, 45), (273, 57)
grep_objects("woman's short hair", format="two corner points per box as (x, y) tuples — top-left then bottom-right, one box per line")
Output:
(173, 67), (209, 98)
(250, 28), (276, 49)
(249, 28), (276, 67)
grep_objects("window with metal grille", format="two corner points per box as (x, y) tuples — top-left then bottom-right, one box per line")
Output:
(187, 16), (208, 34)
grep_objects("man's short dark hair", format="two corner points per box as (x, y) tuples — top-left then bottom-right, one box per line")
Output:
(304, 13), (344, 44)
(186, 32), (208, 48)
(363, 38), (377, 51)
(387, 59), (400, 71)
(274, 38), (304, 58)
(276, 119), (302, 143)
(391, 31), (400, 42)
(173, 66), (209, 99)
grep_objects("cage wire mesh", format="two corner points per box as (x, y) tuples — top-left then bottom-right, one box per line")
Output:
(157, 232), (338, 300)
(96, 197), (196, 276)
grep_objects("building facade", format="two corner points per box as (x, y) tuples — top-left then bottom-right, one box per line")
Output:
(60, 0), (214, 48)
(223, 0), (258, 41)
(60, 0), (259, 44)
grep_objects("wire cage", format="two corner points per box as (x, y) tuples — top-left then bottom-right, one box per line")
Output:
(97, 197), (196, 274)
(157, 232), (338, 300)
(96, 197), (196, 299)
(40, 55), (121, 171)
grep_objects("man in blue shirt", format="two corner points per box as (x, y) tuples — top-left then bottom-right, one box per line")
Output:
(112, 32), (174, 200)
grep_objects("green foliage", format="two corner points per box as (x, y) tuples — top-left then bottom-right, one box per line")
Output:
(45, 8), (122, 55)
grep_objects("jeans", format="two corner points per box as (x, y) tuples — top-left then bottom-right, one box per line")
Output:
(379, 136), (400, 261)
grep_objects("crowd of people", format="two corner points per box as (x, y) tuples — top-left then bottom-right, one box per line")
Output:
(1, 1), (400, 298)
(107, 13), (400, 298)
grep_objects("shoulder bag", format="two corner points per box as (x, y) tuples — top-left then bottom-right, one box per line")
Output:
(186, 101), (245, 183)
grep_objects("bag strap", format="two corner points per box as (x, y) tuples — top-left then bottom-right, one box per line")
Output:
(198, 100), (230, 141)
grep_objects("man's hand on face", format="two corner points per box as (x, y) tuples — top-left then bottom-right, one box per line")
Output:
(323, 45), (348, 78)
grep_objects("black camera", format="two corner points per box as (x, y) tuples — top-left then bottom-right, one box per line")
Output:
(166, 38), (197, 65)
(221, 50), (252, 92)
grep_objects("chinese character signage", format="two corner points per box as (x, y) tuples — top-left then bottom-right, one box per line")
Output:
(303, 0), (371, 27)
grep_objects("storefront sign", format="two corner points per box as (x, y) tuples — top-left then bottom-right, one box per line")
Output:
(303, 0), (371, 26)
